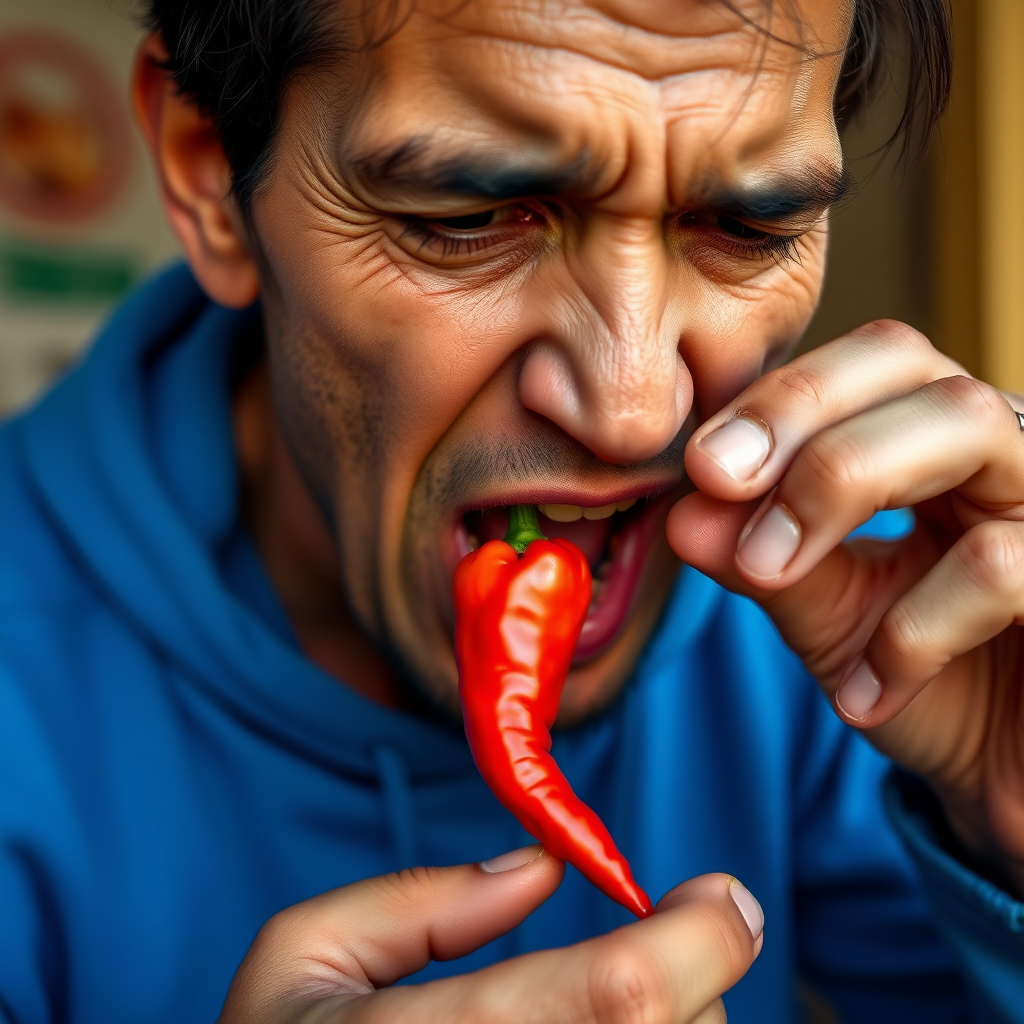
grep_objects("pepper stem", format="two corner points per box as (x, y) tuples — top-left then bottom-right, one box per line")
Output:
(504, 504), (547, 554)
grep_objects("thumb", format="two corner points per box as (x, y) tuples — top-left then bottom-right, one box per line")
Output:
(219, 845), (563, 1022)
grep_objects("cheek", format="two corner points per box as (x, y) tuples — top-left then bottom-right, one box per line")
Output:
(255, 210), (544, 571)
(262, 250), (449, 480)
(262, 319), (376, 554)
(254, 174), (465, 476)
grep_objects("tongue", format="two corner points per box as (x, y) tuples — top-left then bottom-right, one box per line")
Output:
(470, 508), (613, 569)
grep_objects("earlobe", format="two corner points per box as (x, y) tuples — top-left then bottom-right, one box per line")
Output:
(132, 34), (260, 309)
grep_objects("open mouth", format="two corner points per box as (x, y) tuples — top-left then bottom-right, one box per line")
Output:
(453, 495), (669, 663)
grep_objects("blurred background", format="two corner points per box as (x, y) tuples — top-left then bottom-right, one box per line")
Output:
(0, 0), (177, 411)
(0, 0), (1020, 415)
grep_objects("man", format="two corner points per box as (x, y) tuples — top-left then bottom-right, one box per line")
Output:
(2, 0), (1022, 1021)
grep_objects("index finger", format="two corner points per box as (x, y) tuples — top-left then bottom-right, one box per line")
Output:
(344, 873), (763, 1024)
(686, 321), (962, 500)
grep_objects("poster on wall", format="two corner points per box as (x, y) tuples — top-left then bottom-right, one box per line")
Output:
(0, 2), (180, 413)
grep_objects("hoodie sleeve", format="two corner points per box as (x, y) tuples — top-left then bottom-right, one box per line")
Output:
(789, 694), (970, 1023)
(883, 770), (1024, 1024)
(791, 694), (1024, 1024)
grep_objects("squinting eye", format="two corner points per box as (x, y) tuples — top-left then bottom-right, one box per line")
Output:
(675, 209), (803, 264)
(392, 202), (551, 264)
(717, 215), (765, 240)
(432, 210), (497, 230)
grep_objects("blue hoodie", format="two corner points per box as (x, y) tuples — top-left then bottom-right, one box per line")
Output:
(1, 266), (1022, 1024)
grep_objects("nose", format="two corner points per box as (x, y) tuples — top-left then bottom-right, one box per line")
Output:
(518, 212), (692, 464)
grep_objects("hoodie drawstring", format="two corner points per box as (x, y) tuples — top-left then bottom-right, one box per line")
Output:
(371, 743), (417, 870)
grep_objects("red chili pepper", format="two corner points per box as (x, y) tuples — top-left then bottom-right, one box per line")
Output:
(454, 504), (653, 918)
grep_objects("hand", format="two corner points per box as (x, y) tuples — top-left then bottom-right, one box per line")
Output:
(217, 846), (763, 1023)
(669, 321), (1024, 892)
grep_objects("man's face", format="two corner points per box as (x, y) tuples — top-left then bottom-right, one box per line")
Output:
(250, 0), (850, 720)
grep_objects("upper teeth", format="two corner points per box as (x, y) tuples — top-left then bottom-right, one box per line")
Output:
(538, 499), (636, 522)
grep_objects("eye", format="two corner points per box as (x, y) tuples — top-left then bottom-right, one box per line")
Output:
(431, 210), (497, 230)
(391, 202), (551, 265)
(675, 209), (803, 264)
(716, 215), (766, 240)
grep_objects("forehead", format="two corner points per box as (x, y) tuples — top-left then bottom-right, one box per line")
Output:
(340, 0), (852, 208)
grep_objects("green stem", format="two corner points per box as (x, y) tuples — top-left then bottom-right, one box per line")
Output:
(504, 504), (547, 554)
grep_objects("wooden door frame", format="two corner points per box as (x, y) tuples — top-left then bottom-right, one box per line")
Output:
(930, 0), (1024, 392)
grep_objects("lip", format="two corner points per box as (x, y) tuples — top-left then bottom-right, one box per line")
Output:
(444, 481), (678, 569)
(573, 493), (670, 662)
(445, 482), (678, 663)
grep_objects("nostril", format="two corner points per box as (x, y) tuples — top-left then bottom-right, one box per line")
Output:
(584, 419), (678, 464)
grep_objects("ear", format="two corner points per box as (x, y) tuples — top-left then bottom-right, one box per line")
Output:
(132, 34), (260, 309)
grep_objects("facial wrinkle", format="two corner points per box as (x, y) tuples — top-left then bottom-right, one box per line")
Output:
(349, 16), (844, 226)
(445, 0), (768, 81)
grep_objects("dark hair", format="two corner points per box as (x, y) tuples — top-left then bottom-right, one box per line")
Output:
(835, 0), (952, 152)
(145, 0), (953, 210)
(145, 0), (338, 209)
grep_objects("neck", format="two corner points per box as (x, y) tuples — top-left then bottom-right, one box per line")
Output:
(233, 360), (402, 708)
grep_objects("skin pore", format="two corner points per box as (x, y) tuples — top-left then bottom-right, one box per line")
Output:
(224, 0), (851, 723)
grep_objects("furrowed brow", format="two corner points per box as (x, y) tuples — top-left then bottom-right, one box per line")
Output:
(699, 166), (852, 223)
(352, 136), (595, 201)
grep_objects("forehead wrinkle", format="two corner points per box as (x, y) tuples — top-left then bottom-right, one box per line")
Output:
(343, 2), (848, 215)
(431, 24), (767, 88)
(404, 0), (800, 92)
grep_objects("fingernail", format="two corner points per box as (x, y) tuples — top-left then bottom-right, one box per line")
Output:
(480, 844), (543, 873)
(697, 417), (772, 481)
(729, 880), (764, 939)
(736, 504), (801, 579)
(835, 662), (881, 721)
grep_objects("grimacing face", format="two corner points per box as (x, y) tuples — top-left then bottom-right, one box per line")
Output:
(248, 0), (852, 722)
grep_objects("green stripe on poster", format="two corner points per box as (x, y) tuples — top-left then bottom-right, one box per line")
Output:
(0, 239), (138, 304)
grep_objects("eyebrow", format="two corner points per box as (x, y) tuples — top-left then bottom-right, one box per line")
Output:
(696, 166), (853, 223)
(353, 136), (851, 219)
(352, 137), (598, 201)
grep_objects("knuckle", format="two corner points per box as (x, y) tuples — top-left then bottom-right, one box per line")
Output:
(771, 364), (835, 412)
(252, 905), (302, 955)
(961, 522), (1024, 594)
(859, 319), (932, 359)
(796, 429), (874, 495)
(587, 943), (670, 1024)
(879, 600), (931, 661)
(375, 865), (441, 907)
(932, 374), (1007, 422)
(395, 864), (442, 889)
